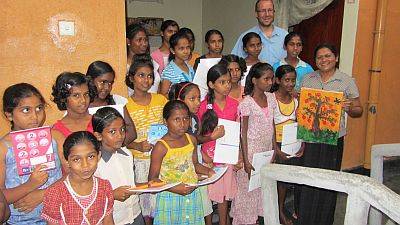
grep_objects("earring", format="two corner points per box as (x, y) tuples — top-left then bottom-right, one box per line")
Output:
(128, 43), (130, 46)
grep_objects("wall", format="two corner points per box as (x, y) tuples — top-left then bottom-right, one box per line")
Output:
(0, 0), (127, 136)
(126, 0), (203, 53)
(202, 0), (256, 54)
(348, 0), (400, 168)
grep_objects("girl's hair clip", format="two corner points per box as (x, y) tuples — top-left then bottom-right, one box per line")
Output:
(206, 104), (213, 110)
(65, 83), (72, 89)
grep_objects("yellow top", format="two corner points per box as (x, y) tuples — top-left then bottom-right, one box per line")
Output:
(126, 93), (167, 159)
(158, 133), (198, 185)
(275, 99), (296, 142)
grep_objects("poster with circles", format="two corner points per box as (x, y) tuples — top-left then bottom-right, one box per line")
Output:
(10, 126), (56, 176)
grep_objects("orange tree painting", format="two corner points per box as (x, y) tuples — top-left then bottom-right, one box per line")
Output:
(297, 88), (344, 145)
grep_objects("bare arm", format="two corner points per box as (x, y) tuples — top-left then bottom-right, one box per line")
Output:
(190, 136), (213, 176)
(148, 142), (167, 181)
(345, 97), (363, 118)
(51, 130), (69, 173)
(103, 213), (115, 225)
(0, 190), (9, 223)
(159, 80), (172, 97)
(122, 106), (137, 146)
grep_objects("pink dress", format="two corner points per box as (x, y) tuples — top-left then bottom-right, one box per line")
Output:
(230, 93), (276, 225)
(53, 119), (93, 137)
(151, 48), (168, 75)
(197, 96), (239, 203)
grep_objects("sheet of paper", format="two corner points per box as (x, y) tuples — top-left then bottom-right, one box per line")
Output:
(213, 119), (240, 164)
(193, 58), (220, 100)
(213, 144), (239, 164)
(217, 119), (240, 146)
(129, 182), (180, 193)
(240, 65), (252, 86)
(188, 166), (228, 187)
(248, 151), (274, 192)
(281, 123), (302, 156)
(147, 124), (168, 145)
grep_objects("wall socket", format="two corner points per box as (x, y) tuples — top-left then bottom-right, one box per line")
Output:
(58, 21), (75, 36)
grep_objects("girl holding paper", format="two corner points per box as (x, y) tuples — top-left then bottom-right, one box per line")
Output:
(149, 100), (214, 225)
(125, 57), (168, 224)
(230, 62), (277, 225)
(273, 65), (305, 225)
(197, 64), (240, 225)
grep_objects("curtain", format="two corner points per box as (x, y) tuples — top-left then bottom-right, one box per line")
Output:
(273, 0), (334, 29)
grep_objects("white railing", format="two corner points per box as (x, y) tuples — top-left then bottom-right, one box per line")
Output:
(369, 143), (400, 225)
(261, 164), (400, 225)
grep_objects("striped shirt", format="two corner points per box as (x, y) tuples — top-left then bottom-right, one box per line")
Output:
(161, 60), (194, 84)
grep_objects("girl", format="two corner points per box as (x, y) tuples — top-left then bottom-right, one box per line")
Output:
(197, 64), (240, 225)
(194, 30), (224, 71)
(273, 32), (314, 92)
(86, 60), (137, 146)
(159, 31), (195, 96)
(125, 57), (168, 224)
(298, 44), (362, 225)
(0, 83), (62, 224)
(126, 23), (161, 94)
(220, 54), (247, 101)
(93, 107), (144, 225)
(51, 72), (97, 172)
(41, 131), (114, 225)
(148, 100), (214, 225)
(151, 20), (179, 74)
(169, 82), (221, 225)
(273, 65), (305, 225)
(242, 32), (262, 67)
(179, 27), (201, 68)
(230, 62), (277, 225)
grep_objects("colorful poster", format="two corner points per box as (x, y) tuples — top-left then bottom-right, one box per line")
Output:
(147, 124), (168, 145)
(10, 126), (56, 176)
(297, 88), (344, 145)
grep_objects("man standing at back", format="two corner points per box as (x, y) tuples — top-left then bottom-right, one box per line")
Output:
(231, 0), (288, 66)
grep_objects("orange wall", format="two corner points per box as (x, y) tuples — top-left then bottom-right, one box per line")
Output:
(343, 0), (400, 169)
(0, 1), (127, 136)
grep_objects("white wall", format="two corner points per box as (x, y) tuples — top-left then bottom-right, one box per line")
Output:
(126, 0), (203, 52)
(202, 0), (257, 54)
(339, 0), (359, 75)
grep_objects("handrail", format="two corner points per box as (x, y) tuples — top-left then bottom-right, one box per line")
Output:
(260, 164), (400, 225)
(370, 143), (400, 225)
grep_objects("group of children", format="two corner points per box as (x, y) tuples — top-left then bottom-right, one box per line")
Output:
(0, 19), (315, 225)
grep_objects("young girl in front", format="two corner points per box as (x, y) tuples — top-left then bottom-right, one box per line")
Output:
(230, 63), (277, 225)
(273, 65), (305, 225)
(159, 31), (195, 96)
(93, 107), (144, 225)
(197, 64), (240, 225)
(41, 131), (114, 224)
(86, 60), (137, 146)
(125, 57), (168, 224)
(149, 100), (214, 225)
(51, 72), (97, 172)
(273, 32), (314, 92)
(0, 83), (62, 224)
(169, 82), (219, 225)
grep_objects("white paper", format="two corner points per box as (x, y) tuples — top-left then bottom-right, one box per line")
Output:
(248, 151), (274, 192)
(213, 144), (239, 164)
(213, 119), (240, 164)
(193, 58), (220, 100)
(216, 119), (240, 146)
(188, 166), (228, 187)
(128, 182), (180, 193)
(281, 123), (302, 157)
(240, 65), (252, 87)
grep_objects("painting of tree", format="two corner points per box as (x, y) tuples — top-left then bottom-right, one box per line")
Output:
(297, 88), (344, 145)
